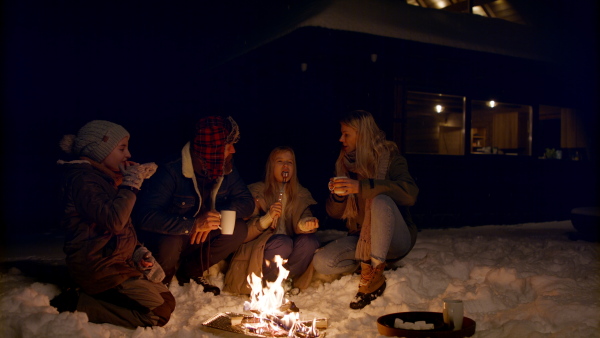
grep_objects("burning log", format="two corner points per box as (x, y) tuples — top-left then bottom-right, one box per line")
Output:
(203, 255), (327, 337)
(203, 312), (328, 338)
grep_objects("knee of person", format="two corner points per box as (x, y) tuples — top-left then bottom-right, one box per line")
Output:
(312, 249), (329, 273)
(265, 235), (293, 258)
(372, 194), (396, 213)
(272, 234), (293, 247)
(295, 234), (320, 251)
(153, 291), (176, 327)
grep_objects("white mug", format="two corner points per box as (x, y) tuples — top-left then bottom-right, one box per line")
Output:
(220, 210), (236, 235)
(442, 298), (464, 330)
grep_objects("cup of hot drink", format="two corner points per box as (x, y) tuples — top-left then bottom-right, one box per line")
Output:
(328, 176), (348, 195)
(220, 210), (236, 235)
(442, 298), (464, 330)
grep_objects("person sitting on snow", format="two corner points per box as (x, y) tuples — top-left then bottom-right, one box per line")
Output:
(132, 115), (254, 295)
(224, 146), (320, 294)
(313, 110), (419, 309)
(53, 120), (175, 328)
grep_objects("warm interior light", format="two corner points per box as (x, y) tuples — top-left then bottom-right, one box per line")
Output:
(472, 6), (487, 16)
(488, 100), (496, 108)
(435, 105), (443, 113)
(433, 0), (449, 9)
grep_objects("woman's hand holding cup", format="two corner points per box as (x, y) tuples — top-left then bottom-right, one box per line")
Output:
(329, 176), (352, 196)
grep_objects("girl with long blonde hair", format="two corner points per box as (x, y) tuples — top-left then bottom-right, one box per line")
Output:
(224, 146), (320, 294)
(314, 110), (419, 309)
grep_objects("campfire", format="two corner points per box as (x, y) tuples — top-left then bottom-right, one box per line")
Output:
(203, 256), (327, 337)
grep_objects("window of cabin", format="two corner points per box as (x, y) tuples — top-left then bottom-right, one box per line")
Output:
(538, 105), (587, 160)
(471, 100), (532, 156)
(395, 91), (584, 160)
(403, 91), (465, 155)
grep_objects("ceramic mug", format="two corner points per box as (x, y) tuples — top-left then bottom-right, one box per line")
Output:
(328, 176), (348, 195)
(220, 210), (236, 235)
(442, 298), (464, 330)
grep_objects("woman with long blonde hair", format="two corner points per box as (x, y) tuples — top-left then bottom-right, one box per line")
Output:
(224, 146), (320, 294)
(313, 110), (419, 309)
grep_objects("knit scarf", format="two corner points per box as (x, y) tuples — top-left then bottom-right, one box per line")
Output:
(342, 150), (390, 261)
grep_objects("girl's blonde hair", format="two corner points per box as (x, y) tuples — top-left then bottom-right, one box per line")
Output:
(335, 110), (398, 178)
(263, 146), (301, 216)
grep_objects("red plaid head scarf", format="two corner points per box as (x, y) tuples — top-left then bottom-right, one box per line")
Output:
(191, 116), (240, 180)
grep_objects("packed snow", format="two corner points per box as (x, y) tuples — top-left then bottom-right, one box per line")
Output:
(1, 220), (598, 337)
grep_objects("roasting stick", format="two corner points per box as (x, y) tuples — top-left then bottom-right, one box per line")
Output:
(271, 171), (289, 230)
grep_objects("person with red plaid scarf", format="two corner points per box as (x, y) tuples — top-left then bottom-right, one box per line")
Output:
(133, 116), (254, 295)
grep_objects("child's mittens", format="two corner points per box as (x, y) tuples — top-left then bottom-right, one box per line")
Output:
(120, 162), (158, 190)
(132, 246), (166, 283)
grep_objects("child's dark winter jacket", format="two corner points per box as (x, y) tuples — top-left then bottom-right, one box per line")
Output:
(58, 160), (142, 295)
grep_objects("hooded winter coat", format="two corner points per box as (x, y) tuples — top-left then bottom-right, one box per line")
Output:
(223, 182), (317, 294)
(58, 160), (142, 295)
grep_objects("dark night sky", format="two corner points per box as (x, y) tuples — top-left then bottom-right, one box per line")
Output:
(1, 1), (345, 236)
(2, 0), (597, 237)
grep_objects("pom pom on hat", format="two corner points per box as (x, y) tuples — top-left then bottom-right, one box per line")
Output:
(61, 120), (130, 162)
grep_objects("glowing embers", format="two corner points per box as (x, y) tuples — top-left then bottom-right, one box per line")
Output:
(203, 256), (327, 337)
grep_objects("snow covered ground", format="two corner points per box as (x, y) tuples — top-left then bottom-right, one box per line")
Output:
(1, 220), (598, 337)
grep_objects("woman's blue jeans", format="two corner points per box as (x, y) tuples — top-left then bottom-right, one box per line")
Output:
(313, 195), (412, 275)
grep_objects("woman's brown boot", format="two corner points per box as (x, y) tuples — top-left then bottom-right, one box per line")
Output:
(350, 261), (386, 309)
